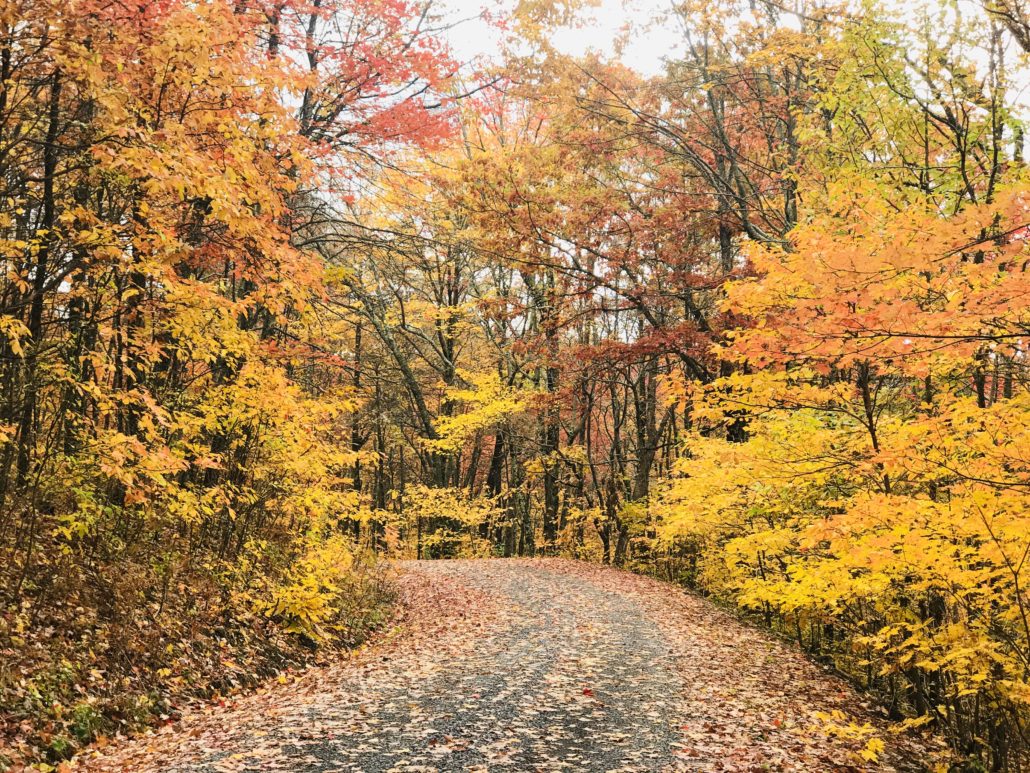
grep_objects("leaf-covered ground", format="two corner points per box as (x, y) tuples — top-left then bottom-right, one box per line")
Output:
(74, 560), (942, 772)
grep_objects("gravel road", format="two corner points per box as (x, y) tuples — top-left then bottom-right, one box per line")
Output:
(79, 559), (939, 772)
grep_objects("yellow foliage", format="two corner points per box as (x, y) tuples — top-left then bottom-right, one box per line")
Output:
(426, 370), (531, 453)
(260, 535), (355, 640)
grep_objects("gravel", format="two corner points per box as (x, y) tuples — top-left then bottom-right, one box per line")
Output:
(79, 559), (941, 772)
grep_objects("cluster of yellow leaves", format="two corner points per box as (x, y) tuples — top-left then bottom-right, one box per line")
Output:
(259, 535), (355, 640)
(384, 485), (502, 558)
(813, 710), (885, 765)
(399, 485), (501, 528)
(427, 370), (531, 453)
(657, 381), (1030, 752)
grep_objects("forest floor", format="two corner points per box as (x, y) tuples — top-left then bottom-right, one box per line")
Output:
(73, 559), (944, 772)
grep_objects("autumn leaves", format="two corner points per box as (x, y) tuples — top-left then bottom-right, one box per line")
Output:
(652, 10), (1030, 765)
(0, 0), (1028, 768)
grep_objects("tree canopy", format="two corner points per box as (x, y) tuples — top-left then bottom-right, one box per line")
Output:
(0, 0), (1028, 768)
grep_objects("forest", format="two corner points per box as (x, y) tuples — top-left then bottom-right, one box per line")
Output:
(0, 0), (1028, 768)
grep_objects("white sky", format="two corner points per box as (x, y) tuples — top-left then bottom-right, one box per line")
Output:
(437, 0), (1030, 105)
(439, 0), (684, 76)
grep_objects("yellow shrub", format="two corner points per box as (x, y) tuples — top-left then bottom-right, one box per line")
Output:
(261, 535), (355, 640)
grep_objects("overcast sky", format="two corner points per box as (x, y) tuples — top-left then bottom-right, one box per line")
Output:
(437, 0), (1030, 111)
(440, 0), (684, 76)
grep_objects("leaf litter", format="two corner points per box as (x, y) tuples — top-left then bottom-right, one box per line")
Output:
(74, 559), (944, 772)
